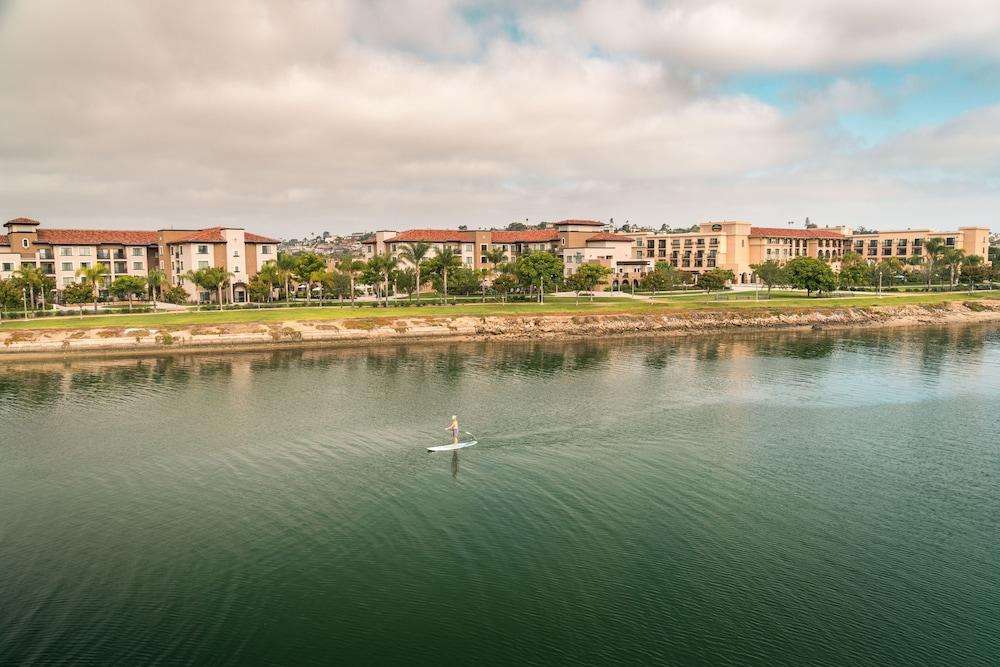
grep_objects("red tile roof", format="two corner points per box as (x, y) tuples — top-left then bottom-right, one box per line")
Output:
(386, 229), (474, 243)
(586, 233), (636, 242)
(750, 227), (846, 239)
(554, 219), (605, 227)
(491, 230), (560, 242)
(168, 228), (279, 244)
(361, 236), (376, 244)
(36, 229), (160, 245)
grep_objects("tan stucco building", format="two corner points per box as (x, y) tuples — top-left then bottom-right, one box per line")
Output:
(1, 218), (278, 302)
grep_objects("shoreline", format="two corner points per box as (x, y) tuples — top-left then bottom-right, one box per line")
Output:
(2, 299), (999, 361)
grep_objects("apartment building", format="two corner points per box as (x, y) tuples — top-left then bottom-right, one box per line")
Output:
(159, 227), (279, 302)
(1, 218), (159, 290)
(368, 220), (634, 278)
(1, 218), (278, 303)
(630, 222), (990, 284)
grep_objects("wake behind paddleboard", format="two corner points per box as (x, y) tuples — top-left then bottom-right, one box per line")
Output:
(427, 441), (477, 452)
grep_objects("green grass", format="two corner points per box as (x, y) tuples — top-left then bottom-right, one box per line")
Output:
(0, 290), (995, 332)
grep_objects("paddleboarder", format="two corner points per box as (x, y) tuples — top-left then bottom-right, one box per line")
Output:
(446, 415), (460, 445)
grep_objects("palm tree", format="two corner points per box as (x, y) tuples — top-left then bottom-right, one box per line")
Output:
(14, 265), (44, 312)
(398, 242), (432, 303)
(276, 252), (298, 304)
(186, 266), (232, 310)
(335, 256), (365, 307)
(310, 269), (331, 306)
(256, 262), (281, 302)
(76, 262), (110, 314)
(942, 248), (965, 287)
(924, 237), (945, 286)
(483, 247), (507, 272)
(961, 254), (983, 292)
(367, 252), (398, 307)
(146, 268), (166, 311)
(434, 246), (462, 303)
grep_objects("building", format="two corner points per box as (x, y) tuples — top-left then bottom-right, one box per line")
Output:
(630, 222), (990, 285)
(1, 218), (278, 303)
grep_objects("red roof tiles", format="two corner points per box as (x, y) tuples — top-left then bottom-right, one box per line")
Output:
(554, 219), (605, 227)
(5, 217), (41, 226)
(168, 228), (278, 244)
(386, 229), (474, 243)
(36, 229), (160, 245)
(586, 233), (636, 242)
(750, 227), (846, 239)
(491, 230), (559, 242)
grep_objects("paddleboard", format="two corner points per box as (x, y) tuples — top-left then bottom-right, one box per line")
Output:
(427, 441), (477, 452)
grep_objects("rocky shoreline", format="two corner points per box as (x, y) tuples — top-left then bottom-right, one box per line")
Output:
(2, 300), (999, 360)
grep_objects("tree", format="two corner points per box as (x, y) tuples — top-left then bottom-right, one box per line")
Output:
(335, 256), (365, 307)
(309, 268), (333, 306)
(749, 260), (786, 295)
(13, 265), (44, 311)
(783, 256), (836, 296)
(76, 262), (110, 313)
(571, 263), (612, 301)
(247, 275), (272, 303)
(185, 266), (233, 310)
(398, 242), (432, 303)
(109, 275), (147, 311)
(960, 254), (985, 291)
(854, 226), (878, 234)
(428, 247), (462, 302)
(565, 272), (589, 304)
(394, 267), (417, 299)
(924, 237), (946, 286)
(941, 248), (965, 287)
(61, 281), (94, 307)
(160, 285), (190, 304)
(365, 252), (398, 306)
(516, 251), (563, 303)
(483, 247), (507, 271)
(492, 273), (517, 303)
(870, 258), (905, 290)
(640, 262), (682, 295)
(293, 252), (326, 305)
(835, 252), (869, 289)
(146, 268), (167, 311)
(506, 222), (527, 231)
(804, 217), (817, 229)
(276, 251), (298, 303)
(698, 268), (735, 292)
(256, 262), (281, 302)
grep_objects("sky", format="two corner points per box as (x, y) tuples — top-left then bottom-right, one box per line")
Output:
(1, 0), (998, 237)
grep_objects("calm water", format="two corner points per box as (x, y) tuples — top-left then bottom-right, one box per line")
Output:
(1, 326), (999, 665)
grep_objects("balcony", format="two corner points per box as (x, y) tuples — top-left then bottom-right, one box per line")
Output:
(97, 250), (111, 260)
(114, 250), (126, 260)
(38, 249), (54, 260)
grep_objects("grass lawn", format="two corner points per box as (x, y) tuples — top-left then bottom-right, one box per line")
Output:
(0, 290), (995, 332)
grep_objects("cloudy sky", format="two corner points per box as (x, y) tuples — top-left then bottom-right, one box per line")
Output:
(1, 0), (998, 236)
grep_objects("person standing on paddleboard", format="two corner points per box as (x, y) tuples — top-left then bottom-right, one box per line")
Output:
(446, 416), (460, 444)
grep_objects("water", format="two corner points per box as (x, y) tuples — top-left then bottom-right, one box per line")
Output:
(1, 326), (999, 665)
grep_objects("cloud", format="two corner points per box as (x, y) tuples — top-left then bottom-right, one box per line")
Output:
(538, 0), (1000, 73)
(0, 0), (996, 234)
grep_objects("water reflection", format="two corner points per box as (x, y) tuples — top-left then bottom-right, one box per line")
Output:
(1, 323), (998, 413)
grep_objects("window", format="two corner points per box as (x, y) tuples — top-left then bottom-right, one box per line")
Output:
(946, 237), (955, 246)
(132, 247), (143, 256)
(61, 262), (73, 271)
(114, 262), (127, 273)
(480, 256), (488, 264)
(133, 261), (143, 270)
(233, 250), (239, 257)
(2, 262), (12, 272)
(60, 247), (72, 256)
(79, 247), (91, 256)
(465, 257), (473, 264)
(62, 277), (72, 286)
(261, 245), (271, 254)
(464, 244), (473, 253)
(80, 262), (90, 269)
(197, 245), (209, 254)
(198, 261), (209, 269)
(22, 239), (29, 248)
(234, 266), (240, 273)
(480, 244), (487, 253)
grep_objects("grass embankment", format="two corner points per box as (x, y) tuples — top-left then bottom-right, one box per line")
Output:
(0, 290), (995, 332)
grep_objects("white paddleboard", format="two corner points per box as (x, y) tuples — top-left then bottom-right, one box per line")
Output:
(427, 441), (477, 452)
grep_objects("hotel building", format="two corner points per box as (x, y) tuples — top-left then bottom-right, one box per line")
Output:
(1, 218), (278, 302)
